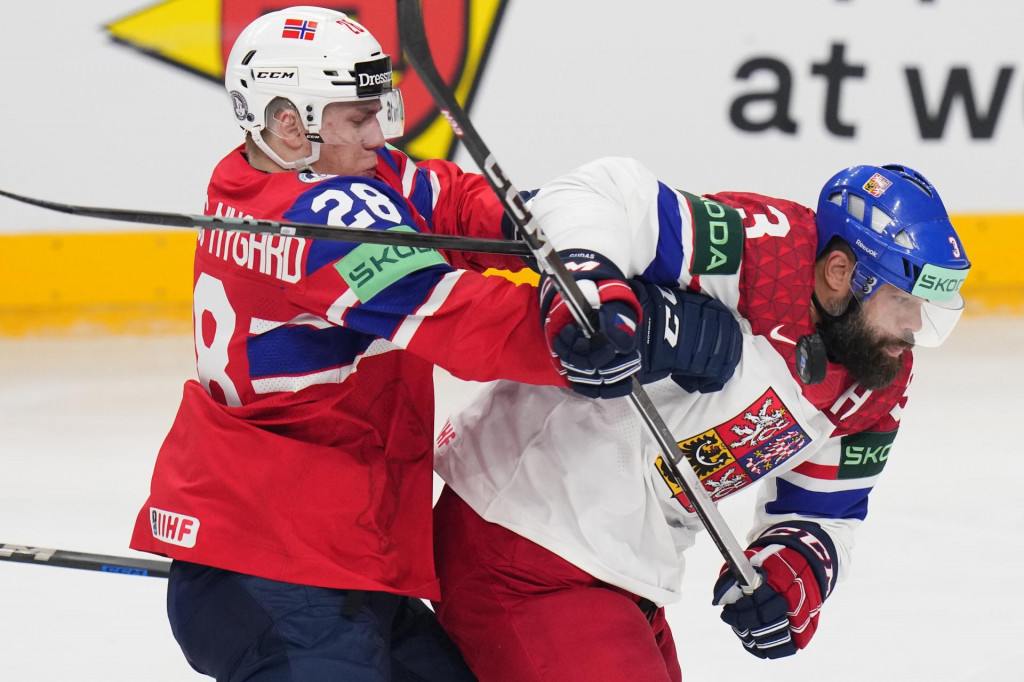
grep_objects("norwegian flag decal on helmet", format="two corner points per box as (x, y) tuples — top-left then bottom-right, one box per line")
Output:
(282, 19), (318, 40)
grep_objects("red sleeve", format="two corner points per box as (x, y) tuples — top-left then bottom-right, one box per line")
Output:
(298, 260), (564, 386)
(404, 271), (564, 385)
(416, 157), (531, 273)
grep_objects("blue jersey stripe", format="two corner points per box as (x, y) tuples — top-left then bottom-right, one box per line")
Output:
(377, 147), (402, 175)
(641, 183), (686, 285)
(340, 266), (449, 340)
(766, 478), (871, 521)
(406, 166), (436, 226)
(247, 325), (376, 378)
(379, 147), (436, 226)
(305, 240), (357, 277)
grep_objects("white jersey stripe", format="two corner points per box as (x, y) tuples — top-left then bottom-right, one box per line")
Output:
(676, 193), (696, 289)
(783, 469), (883, 493)
(249, 313), (332, 335)
(391, 270), (464, 348)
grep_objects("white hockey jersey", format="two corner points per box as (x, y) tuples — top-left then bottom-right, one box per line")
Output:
(435, 157), (912, 606)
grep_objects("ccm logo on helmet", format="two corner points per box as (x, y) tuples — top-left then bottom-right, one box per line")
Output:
(255, 69), (299, 84)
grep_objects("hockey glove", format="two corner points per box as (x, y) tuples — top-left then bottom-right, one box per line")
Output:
(539, 250), (642, 399)
(632, 280), (742, 393)
(712, 522), (839, 659)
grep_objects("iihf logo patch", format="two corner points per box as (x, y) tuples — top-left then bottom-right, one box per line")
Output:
(436, 419), (457, 449)
(150, 507), (200, 548)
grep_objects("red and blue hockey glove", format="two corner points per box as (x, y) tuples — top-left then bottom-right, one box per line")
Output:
(539, 250), (642, 399)
(632, 280), (742, 393)
(712, 522), (839, 659)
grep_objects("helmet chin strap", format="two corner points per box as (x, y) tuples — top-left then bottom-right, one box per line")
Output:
(251, 130), (321, 172)
(795, 291), (857, 386)
(811, 291), (850, 324)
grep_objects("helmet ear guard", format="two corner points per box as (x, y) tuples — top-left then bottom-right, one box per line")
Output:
(224, 7), (405, 170)
(815, 164), (971, 347)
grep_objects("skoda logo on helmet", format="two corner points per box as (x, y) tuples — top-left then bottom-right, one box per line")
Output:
(230, 91), (249, 121)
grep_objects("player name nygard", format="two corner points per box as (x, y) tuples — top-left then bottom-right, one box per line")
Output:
(200, 209), (306, 284)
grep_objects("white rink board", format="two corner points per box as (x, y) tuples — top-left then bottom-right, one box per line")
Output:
(1, 317), (1022, 680)
(0, 0), (1022, 235)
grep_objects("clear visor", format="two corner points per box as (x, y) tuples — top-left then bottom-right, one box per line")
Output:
(377, 89), (405, 139)
(850, 263), (968, 348)
(315, 89), (405, 145)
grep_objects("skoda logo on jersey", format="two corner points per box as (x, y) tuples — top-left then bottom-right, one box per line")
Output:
(230, 91), (248, 121)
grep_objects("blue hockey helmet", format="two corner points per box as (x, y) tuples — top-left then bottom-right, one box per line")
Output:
(816, 164), (971, 347)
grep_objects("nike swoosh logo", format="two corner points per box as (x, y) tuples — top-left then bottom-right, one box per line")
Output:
(769, 324), (797, 346)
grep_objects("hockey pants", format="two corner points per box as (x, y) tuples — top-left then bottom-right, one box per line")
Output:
(432, 486), (682, 682)
(167, 560), (477, 682)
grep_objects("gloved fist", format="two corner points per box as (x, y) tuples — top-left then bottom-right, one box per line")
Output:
(632, 280), (742, 393)
(540, 250), (642, 399)
(712, 522), (838, 659)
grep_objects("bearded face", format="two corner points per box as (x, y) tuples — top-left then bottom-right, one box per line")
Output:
(817, 296), (912, 390)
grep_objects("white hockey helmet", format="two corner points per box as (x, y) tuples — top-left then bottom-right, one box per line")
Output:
(225, 6), (405, 170)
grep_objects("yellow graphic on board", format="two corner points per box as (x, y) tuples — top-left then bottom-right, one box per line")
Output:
(105, 0), (508, 161)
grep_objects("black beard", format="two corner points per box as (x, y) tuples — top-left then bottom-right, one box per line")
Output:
(817, 300), (908, 391)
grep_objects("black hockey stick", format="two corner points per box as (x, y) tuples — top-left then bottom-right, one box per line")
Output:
(0, 188), (532, 257)
(397, 0), (760, 591)
(0, 543), (170, 578)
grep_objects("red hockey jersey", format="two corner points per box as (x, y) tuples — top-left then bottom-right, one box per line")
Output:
(130, 146), (560, 598)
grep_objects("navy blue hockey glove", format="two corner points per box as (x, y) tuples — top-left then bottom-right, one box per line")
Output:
(539, 250), (642, 399)
(712, 522), (839, 659)
(632, 280), (742, 393)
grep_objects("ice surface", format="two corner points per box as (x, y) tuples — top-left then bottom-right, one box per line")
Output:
(1, 317), (1021, 680)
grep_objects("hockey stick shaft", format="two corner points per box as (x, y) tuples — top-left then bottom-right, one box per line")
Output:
(0, 188), (532, 257)
(0, 543), (170, 578)
(397, 0), (759, 591)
